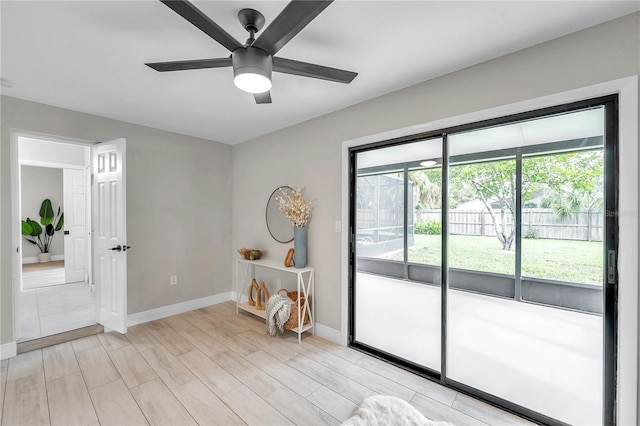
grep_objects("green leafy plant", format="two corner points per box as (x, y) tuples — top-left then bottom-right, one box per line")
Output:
(21, 199), (64, 253)
(415, 219), (442, 235)
(524, 227), (539, 239)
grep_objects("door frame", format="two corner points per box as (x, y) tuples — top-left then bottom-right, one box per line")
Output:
(341, 76), (638, 424)
(349, 97), (615, 425)
(10, 130), (94, 341)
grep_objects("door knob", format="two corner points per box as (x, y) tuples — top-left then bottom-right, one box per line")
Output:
(108, 245), (122, 252)
(123, 245), (132, 252)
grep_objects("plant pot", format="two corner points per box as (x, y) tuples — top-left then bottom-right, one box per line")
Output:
(37, 252), (51, 263)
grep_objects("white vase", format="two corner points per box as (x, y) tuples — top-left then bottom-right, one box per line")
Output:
(37, 252), (51, 263)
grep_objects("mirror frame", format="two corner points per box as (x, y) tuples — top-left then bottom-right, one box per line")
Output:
(266, 186), (294, 243)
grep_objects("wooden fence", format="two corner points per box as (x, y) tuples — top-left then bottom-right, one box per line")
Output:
(414, 209), (603, 241)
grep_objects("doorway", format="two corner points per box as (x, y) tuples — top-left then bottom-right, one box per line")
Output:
(15, 135), (95, 342)
(349, 97), (617, 425)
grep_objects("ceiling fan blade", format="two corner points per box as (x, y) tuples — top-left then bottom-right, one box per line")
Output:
(273, 57), (357, 84)
(252, 1), (333, 55)
(254, 91), (272, 104)
(145, 58), (232, 72)
(160, 0), (242, 52)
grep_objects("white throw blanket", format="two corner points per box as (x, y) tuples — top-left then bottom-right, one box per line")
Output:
(343, 395), (454, 426)
(265, 293), (291, 336)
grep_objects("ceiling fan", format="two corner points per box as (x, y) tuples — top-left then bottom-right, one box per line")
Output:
(145, 0), (358, 104)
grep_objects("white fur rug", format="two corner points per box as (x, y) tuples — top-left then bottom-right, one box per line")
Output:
(342, 395), (454, 426)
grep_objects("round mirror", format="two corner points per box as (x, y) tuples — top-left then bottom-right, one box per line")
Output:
(266, 186), (294, 243)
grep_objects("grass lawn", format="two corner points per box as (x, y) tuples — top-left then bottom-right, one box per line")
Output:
(384, 234), (603, 285)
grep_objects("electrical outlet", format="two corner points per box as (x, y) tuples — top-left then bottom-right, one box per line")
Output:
(170, 275), (178, 286)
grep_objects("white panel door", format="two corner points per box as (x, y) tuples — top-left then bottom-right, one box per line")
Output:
(93, 139), (127, 333)
(63, 168), (87, 283)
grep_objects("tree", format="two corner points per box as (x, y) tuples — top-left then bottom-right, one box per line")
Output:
(541, 186), (603, 220)
(409, 169), (442, 209)
(447, 150), (603, 250)
(540, 151), (604, 241)
(450, 159), (519, 250)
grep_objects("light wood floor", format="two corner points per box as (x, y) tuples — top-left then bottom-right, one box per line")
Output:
(0, 301), (533, 425)
(22, 261), (66, 290)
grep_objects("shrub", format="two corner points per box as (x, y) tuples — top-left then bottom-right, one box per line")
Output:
(524, 227), (539, 239)
(415, 219), (442, 235)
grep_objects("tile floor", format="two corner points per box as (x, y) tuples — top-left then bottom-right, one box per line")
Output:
(19, 282), (96, 341)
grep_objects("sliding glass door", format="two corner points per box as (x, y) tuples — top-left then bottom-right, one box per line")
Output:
(353, 137), (442, 372)
(349, 98), (617, 425)
(446, 107), (606, 424)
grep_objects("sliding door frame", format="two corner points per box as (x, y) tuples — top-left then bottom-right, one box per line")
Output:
(440, 134), (449, 383)
(348, 130), (446, 378)
(348, 95), (618, 426)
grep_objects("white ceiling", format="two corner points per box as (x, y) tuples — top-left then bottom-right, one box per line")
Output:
(2, 1), (638, 145)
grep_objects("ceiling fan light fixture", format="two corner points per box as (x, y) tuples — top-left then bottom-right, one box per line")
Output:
(232, 47), (272, 94)
(234, 72), (271, 94)
(149, 1), (357, 104)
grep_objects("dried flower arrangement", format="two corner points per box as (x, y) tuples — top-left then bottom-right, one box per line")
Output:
(276, 186), (314, 227)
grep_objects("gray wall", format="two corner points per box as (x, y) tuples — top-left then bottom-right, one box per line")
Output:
(231, 12), (640, 333)
(20, 165), (64, 259)
(1, 97), (233, 343)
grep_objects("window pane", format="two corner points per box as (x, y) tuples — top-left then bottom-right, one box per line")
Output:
(521, 150), (604, 285)
(408, 167), (442, 266)
(355, 172), (404, 260)
(448, 158), (516, 276)
(447, 107), (604, 425)
(354, 138), (442, 372)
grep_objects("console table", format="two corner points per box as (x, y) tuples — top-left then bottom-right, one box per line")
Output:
(235, 258), (315, 343)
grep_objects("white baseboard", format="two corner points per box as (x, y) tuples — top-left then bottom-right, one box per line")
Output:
(127, 292), (234, 327)
(230, 291), (247, 304)
(22, 254), (64, 264)
(125, 291), (343, 345)
(1, 341), (17, 360)
(314, 323), (342, 344)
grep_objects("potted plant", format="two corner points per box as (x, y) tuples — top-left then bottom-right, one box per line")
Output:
(21, 199), (64, 263)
